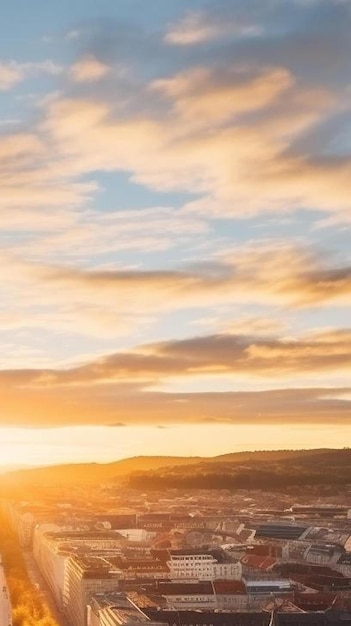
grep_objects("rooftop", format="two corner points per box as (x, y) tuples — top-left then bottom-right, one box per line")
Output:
(69, 555), (123, 578)
(169, 548), (229, 563)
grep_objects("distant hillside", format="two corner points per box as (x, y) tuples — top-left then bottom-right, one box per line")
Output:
(0, 448), (344, 489)
(0, 465), (33, 474)
(209, 449), (333, 463)
(0, 455), (204, 487)
(127, 448), (351, 492)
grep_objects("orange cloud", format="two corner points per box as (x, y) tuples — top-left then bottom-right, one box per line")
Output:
(0, 243), (349, 345)
(153, 66), (293, 124)
(0, 58), (344, 223)
(28, 243), (351, 310)
(69, 55), (110, 83)
(35, 65), (344, 219)
(0, 375), (349, 428)
(0, 327), (350, 390)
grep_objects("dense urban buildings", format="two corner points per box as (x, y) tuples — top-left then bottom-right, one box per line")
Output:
(3, 477), (351, 626)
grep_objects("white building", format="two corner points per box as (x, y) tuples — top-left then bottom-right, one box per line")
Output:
(157, 580), (247, 611)
(167, 549), (242, 581)
(33, 524), (68, 609)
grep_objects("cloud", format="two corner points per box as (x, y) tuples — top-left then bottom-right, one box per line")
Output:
(0, 63), (22, 90)
(164, 10), (262, 45)
(29, 243), (351, 310)
(152, 65), (293, 125)
(0, 243), (349, 345)
(0, 324), (349, 428)
(0, 362), (349, 427)
(0, 291), (350, 425)
(65, 30), (81, 40)
(29, 60), (346, 220)
(61, 327), (351, 382)
(17, 60), (63, 77)
(0, 3), (348, 382)
(0, 60), (62, 90)
(21, 206), (207, 259)
(164, 11), (226, 46)
(69, 55), (110, 83)
(220, 316), (289, 337)
(0, 27), (349, 224)
(0, 327), (350, 391)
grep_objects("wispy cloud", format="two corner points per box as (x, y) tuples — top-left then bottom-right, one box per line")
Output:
(0, 243), (349, 343)
(0, 63), (22, 90)
(165, 10), (262, 45)
(0, 59), (62, 90)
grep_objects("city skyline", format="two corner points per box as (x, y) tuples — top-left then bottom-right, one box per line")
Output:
(0, 0), (350, 465)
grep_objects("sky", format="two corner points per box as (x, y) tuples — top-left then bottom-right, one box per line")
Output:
(0, 0), (350, 466)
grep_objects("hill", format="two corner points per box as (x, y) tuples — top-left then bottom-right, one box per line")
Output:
(0, 455), (203, 487)
(127, 448), (351, 492)
(209, 449), (332, 463)
(0, 448), (346, 490)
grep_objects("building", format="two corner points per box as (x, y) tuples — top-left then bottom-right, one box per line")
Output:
(304, 543), (344, 566)
(128, 580), (248, 611)
(33, 525), (68, 609)
(167, 549), (242, 581)
(64, 556), (123, 626)
(33, 526), (126, 610)
(244, 580), (294, 609)
(254, 525), (308, 541)
(88, 592), (167, 626)
(109, 557), (170, 580)
(336, 552), (351, 577)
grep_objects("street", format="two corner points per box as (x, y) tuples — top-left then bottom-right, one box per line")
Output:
(0, 558), (11, 626)
(23, 552), (68, 626)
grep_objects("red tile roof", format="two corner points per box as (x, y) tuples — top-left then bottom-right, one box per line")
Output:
(240, 554), (276, 570)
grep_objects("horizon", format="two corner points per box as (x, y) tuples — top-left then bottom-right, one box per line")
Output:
(0, 422), (350, 469)
(0, 443), (347, 470)
(0, 0), (350, 465)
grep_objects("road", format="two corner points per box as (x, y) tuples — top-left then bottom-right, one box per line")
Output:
(0, 557), (12, 626)
(23, 552), (68, 626)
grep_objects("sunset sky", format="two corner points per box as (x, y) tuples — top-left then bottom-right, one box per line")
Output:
(0, 0), (350, 466)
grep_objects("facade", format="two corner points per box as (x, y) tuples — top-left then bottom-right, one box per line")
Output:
(335, 553), (351, 577)
(245, 580), (294, 609)
(167, 549), (242, 581)
(111, 558), (169, 580)
(305, 544), (344, 566)
(64, 556), (123, 626)
(33, 525), (68, 609)
(157, 580), (248, 611)
(33, 526), (127, 610)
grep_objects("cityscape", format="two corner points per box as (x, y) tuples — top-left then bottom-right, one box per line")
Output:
(0, 1), (350, 626)
(2, 452), (351, 625)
